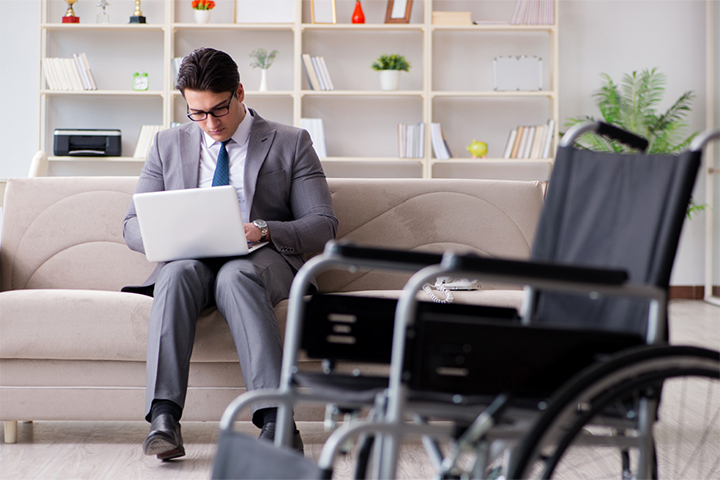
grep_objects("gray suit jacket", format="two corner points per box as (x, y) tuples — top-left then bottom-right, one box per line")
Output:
(122, 109), (337, 294)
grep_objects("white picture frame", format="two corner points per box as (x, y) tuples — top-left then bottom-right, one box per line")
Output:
(235, 0), (294, 24)
(311, 0), (336, 25)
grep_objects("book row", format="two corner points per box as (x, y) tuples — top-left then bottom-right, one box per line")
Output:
(42, 54), (97, 91)
(398, 123), (426, 159)
(300, 118), (328, 158)
(502, 119), (555, 159)
(511, 0), (555, 25)
(301, 54), (335, 91)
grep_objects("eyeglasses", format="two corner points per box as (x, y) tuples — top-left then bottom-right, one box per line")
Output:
(186, 91), (235, 122)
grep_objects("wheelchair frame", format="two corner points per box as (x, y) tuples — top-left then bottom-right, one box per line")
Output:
(214, 124), (720, 480)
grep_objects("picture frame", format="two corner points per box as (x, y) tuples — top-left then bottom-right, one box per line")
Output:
(385, 0), (413, 24)
(311, 0), (336, 25)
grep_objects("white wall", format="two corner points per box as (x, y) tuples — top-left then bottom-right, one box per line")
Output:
(0, 0), (711, 285)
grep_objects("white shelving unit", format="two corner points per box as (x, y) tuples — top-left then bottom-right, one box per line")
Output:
(38, 0), (559, 179)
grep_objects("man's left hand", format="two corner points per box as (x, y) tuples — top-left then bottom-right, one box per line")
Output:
(244, 223), (268, 243)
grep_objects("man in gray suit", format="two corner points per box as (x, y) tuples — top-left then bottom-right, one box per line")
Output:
(122, 48), (337, 461)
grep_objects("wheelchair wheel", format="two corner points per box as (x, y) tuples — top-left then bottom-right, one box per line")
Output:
(509, 345), (720, 479)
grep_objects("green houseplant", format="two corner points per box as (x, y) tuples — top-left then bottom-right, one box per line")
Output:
(371, 54), (411, 91)
(566, 68), (705, 217)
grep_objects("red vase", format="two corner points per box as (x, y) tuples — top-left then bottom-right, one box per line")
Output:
(352, 1), (365, 24)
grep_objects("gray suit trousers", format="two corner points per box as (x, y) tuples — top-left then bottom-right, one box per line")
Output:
(145, 246), (295, 425)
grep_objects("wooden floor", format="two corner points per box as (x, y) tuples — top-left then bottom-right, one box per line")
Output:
(1, 300), (718, 479)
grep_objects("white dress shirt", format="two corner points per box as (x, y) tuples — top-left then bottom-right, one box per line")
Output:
(198, 103), (254, 223)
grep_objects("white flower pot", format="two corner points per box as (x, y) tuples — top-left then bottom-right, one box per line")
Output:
(194, 10), (211, 24)
(259, 69), (269, 92)
(379, 70), (401, 91)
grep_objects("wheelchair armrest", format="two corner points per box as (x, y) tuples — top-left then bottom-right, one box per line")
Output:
(325, 242), (443, 270)
(444, 253), (629, 286)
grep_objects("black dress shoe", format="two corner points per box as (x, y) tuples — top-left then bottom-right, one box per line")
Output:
(142, 412), (185, 461)
(258, 421), (304, 453)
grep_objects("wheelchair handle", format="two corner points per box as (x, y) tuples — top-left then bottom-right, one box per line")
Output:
(560, 121), (649, 152)
(689, 129), (720, 152)
(443, 254), (629, 286)
(324, 241), (443, 270)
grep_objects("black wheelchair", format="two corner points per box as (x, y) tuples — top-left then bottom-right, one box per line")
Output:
(212, 123), (720, 480)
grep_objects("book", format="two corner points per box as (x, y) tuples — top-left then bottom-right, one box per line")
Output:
(80, 53), (97, 90)
(72, 53), (91, 90)
(317, 57), (334, 91)
(529, 125), (545, 158)
(510, 126), (524, 158)
(172, 57), (183, 87)
(134, 125), (163, 158)
(502, 128), (518, 159)
(522, 126), (535, 158)
(42, 58), (57, 90)
(541, 119), (555, 158)
(432, 11), (472, 25)
(300, 118), (327, 158)
(65, 58), (84, 91)
(301, 54), (322, 91)
(431, 123), (451, 160)
(311, 56), (327, 90)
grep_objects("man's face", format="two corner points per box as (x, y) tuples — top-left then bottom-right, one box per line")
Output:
(185, 85), (246, 142)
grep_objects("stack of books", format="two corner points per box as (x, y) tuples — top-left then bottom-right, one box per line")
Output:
(502, 119), (555, 159)
(431, 123), (453, 160)
(510, 0), (555, 25)
(172, 57), (183, 86)
(42, 53), (97, 91)
(432, 11), (473, 25)
(134, 125), (164, 158)
(301, 54), (335, 91)
(398, 123), (425, 159)
(300, 118), (328, 158)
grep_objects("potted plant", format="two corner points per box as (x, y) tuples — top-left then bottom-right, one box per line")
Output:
(371, 54), (411, 91)
(566, 68), (705, 217)
(249, 48), (278, 92)
(191, 0), (215, 24)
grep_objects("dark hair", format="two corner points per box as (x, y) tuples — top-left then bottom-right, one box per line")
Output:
(176, 48), (240, 96)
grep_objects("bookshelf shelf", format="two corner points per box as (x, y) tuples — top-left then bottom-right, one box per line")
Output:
(41, 90), (164, 96)
(48, 156), (146, 163)
(38, 0), (560, 180)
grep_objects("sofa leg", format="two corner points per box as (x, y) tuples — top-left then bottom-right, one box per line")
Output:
(4, 421), (18, 443)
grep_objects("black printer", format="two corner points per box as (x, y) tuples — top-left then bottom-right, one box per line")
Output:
(53, 129), (122, 156)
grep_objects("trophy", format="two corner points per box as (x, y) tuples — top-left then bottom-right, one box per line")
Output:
(97, 0), (109, 24)
(62, 0), (80, 23)
(129, 0), (146, 24)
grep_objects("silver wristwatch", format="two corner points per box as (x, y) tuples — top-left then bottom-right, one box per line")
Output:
(252, 219), (268, 242)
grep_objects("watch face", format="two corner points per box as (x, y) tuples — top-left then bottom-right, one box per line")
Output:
(254, 219), (267, 229)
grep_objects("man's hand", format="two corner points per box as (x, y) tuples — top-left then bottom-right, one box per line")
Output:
(244, 223), (269, 243)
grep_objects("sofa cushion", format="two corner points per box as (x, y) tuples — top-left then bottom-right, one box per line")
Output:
(0, 289), (284, 363)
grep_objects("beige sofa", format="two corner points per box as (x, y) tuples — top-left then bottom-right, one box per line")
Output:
(0, 176), (544, 443)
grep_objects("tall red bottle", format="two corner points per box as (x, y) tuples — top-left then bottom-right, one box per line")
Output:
(352, 0), (365, 24)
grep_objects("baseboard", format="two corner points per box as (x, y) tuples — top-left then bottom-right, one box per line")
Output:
(669, 286), (705, 300)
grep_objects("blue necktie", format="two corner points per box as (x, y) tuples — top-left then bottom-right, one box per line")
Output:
(212, 140), (231, 186)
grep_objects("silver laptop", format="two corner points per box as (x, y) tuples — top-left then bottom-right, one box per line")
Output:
(133, 186), (266, 263)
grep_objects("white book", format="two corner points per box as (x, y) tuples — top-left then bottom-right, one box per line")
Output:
(301, 54), (321, 90)
(72, 53), (91, 90)
(541, 119), (556, 158)
(522, 126), (536, 158)
(397, 124), (404, 157)
(503, 128), (518, 159)
(300, 118), (327, 158)
(417, 122), (425, 158)
(80, 53), (97, 90)
(42, 58), (57, 90)
(54, 58), (71, 90)
(317, 57), (334, 91)
(529, 125), (545, 158)
(311, 56), (327, 91)
(431, 123), (451, 160)
(65, 58), (84, 91)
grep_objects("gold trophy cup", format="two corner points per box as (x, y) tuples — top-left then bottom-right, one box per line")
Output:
(62, 0), (80, 23)
(129, 0), (146, 23)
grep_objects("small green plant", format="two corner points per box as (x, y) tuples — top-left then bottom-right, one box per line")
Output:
(249, 48), (278, 70)
(371, 54), (411, 72)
